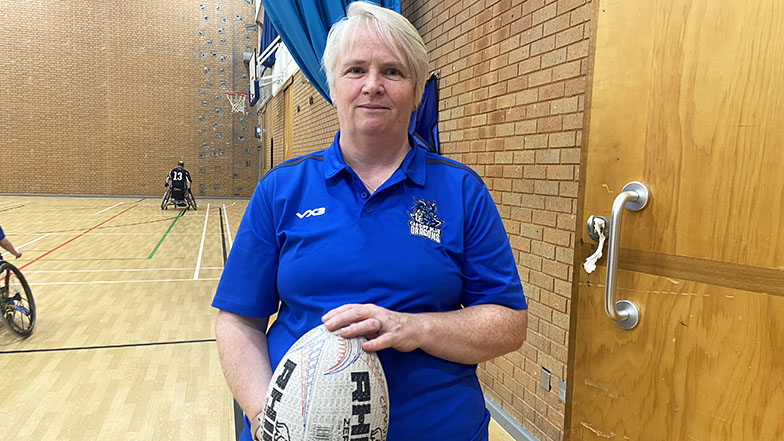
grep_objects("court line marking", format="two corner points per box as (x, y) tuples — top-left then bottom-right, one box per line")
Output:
(148, 209), (185, 258)
(29, 278), (220, 286)
(19, 232), (215, 236)
(0, 233), (50, 259)
(222, 204), (233, 252)
(0, 338), (216, 355)
(22, 266), (224, 274)
(92, 202), (124, 215)
(0, 203), (25, 213)
(194, 203), (211, 280)
(20, 234), (51, 248)
(19, 204), (139, 270)
(0, 200), (27, 207)
(230, 202), (240, 230)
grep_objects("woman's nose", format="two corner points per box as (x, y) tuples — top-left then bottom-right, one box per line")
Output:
(362, 71), (384, 95)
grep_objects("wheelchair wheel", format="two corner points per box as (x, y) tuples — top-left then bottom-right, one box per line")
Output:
(161, 189), (171, 210)
(1, 261), (36, 338)
(187, 192), (197, 211)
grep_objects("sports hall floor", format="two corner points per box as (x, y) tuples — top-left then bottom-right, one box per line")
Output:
(0, 195), (515, 440)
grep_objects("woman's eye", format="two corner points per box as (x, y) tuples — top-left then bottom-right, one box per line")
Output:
(348, 67), (364, 74)
(386, 68), (402, 76)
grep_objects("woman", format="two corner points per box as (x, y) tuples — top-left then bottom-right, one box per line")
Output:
(212, 3), (528, 441)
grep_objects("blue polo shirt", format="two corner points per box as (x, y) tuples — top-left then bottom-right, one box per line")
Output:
(212, 132), (526, 441)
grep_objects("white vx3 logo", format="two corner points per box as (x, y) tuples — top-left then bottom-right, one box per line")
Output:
(296, 207), (326, 219)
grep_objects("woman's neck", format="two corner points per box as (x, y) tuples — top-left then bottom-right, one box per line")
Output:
(340, 132), (409, 170)
(339, 132), (411, 192)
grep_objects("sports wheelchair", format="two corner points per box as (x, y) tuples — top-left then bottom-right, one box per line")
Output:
(1, 257), (35, 337)
(161, 185), (197, 211)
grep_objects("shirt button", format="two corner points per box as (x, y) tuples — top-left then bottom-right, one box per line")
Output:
(361, 192), (368, 199)
(365, 207), (372, 214)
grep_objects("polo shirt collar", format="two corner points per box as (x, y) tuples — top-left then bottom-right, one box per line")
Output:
(323, 130), (427, 187)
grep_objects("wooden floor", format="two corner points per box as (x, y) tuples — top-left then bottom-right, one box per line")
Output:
(0, 195), (517, 441)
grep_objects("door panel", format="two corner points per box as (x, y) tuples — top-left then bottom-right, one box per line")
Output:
(572, 273), (784, 439)
(568, 0), (784, 439)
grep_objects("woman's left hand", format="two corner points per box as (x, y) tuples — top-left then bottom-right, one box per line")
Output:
(322, 303), (421, 353)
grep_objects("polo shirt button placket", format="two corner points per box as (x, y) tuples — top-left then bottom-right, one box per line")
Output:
(360, 192), (369, 199)
(364, 207), (372, 214)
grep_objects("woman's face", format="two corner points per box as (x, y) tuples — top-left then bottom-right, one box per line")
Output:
(331, 23), (416, 141)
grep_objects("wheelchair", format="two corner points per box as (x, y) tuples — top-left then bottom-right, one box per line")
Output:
(1, 258), (35, 337)
(161, 185), (197, 211)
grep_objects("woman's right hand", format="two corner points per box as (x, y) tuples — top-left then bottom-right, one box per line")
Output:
(322, 303), (423, 353)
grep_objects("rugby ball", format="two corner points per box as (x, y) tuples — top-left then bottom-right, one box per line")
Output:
(260, 324), (389, 441)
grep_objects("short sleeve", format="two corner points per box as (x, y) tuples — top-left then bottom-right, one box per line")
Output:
(460, 182), (527, 310)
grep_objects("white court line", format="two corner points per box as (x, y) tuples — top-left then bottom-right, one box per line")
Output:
(194, 203), (211, 280)
(19, 234), (50, 249)
(0, 233), (49, 258)
(222, 204), (233, 252)
(29, 278), (220, 286)
(23, 266), (224, 274)
(92, 202), (124, 215)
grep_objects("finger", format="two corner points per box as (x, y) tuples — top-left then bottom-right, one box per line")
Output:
(324, 305), (379, 329)
(361, 332), (395, 352)
(338, 317), (383, 339)
(321, 303), (360, 322)
(323, 305), (373, 331)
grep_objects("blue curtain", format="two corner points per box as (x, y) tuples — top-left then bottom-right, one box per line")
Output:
(259, 10), (279, 67)
(260, 0), (401, 104)
(409, 74), (440, 154)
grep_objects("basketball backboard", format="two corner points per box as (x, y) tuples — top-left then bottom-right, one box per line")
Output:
(248, 50), (259, 106)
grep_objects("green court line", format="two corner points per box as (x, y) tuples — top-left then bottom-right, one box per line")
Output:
(147, 209), (185, 259)
(19, 209), (187, 262)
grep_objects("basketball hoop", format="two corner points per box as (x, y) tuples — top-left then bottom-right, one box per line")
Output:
(225, 92), (248, 113)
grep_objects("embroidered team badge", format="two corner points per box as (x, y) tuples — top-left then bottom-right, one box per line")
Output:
(407, 197), (444, 243)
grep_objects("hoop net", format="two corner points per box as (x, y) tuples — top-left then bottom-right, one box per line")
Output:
(225, 92), (248, 113)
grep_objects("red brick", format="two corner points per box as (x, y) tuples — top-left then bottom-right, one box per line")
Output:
(537, 115), (564, 132)
(552, 60), (581, 80)
(543, 13), (571, 37)
(541, 47), (567, 68)
(539, 82), (566, 100)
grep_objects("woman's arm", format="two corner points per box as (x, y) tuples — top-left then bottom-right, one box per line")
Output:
(214, 311), (271, 426)
(322, 303), (527, 365)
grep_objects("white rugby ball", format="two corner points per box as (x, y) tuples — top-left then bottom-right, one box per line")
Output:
(260, 324), (389, 441)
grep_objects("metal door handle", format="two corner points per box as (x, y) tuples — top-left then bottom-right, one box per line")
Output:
(600, 181), (649, 329)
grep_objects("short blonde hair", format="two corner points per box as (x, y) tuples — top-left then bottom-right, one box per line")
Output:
(322, 1), (428, 104)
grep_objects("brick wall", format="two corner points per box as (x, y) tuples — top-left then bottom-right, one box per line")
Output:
(291, 73), (339, 157)
(0, 0), (259, 197)
(260, 82), (287, 172)
(258, 71), (339, 171)
(401, 0), (591, 440)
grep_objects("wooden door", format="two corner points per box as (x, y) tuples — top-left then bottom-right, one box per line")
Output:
(567, 1), (784, 440)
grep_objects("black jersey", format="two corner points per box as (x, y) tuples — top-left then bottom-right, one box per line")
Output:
(168, 167), (192, 188)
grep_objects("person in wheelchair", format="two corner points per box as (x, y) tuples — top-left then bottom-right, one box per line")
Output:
(164, 161), (196, 209)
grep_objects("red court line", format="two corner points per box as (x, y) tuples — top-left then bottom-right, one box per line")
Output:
(19, 204), (138, 270)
